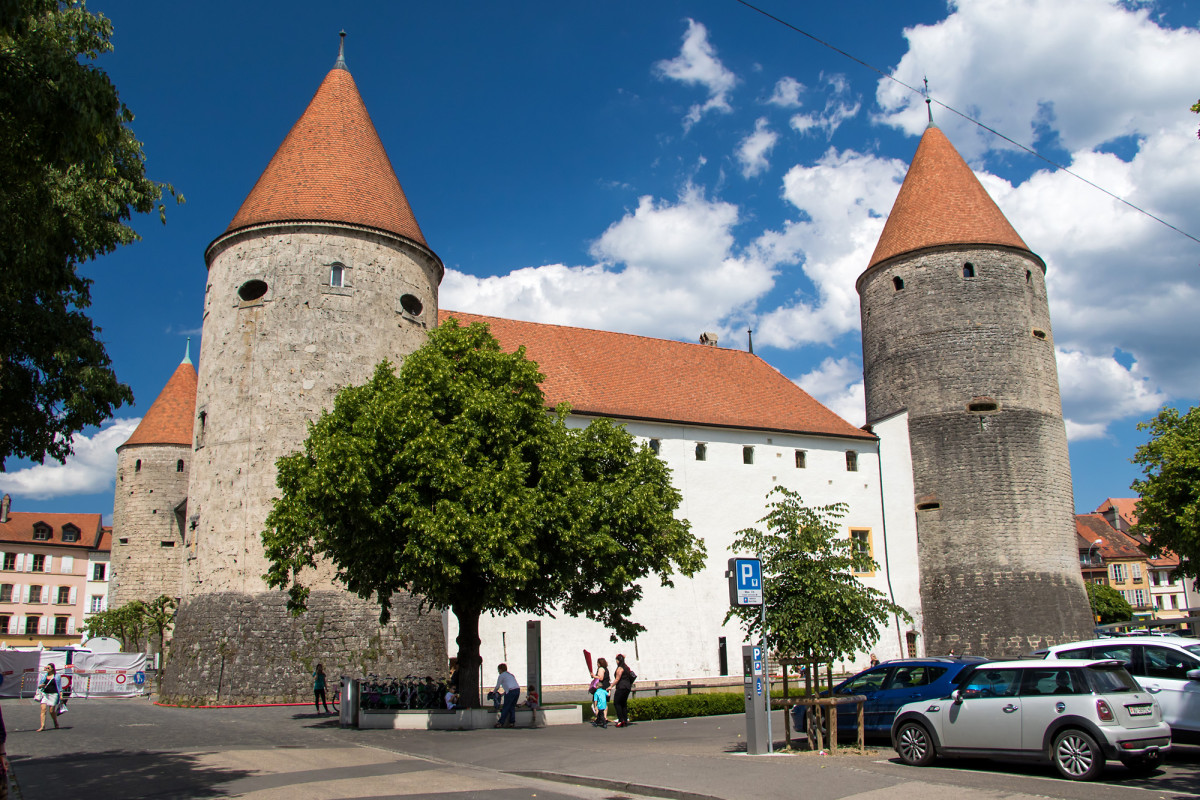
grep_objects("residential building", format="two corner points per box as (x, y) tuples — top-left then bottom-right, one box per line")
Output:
(1075, 513), (1153, 619)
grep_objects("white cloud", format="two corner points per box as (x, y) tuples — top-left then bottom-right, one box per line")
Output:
(654, 19), (738, 130)
(441, 186), (775, 342)
(1055, 349), (1166, 440)
(0, 419), (139, 501)
(736, 117), (778, 178)
(795, 357), (866, 426)
(767, 77), (804, 108)
(789, 73), (861, 139)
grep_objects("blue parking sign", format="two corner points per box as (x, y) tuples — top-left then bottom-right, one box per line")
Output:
(727, 557), (763, 606)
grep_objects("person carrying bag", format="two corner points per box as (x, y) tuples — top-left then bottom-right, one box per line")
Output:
(35, 663), (61, 732)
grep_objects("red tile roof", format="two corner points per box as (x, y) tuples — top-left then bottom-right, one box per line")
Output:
(0, 512), (104, 549)
(439, 311), (875, 440)
(867, 124), (1033, 269)
(1096, 497), (1140, 528)
(1075, 514), (1144, 560)
(223, 65), (428, 247)
(121, 359), (197, 448)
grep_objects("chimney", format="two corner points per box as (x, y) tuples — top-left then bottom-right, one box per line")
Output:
(699, 332), (719, 347)
(0, 494), (9, 523)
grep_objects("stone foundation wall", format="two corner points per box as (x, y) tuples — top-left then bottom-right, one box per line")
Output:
(160, 589), (445, 705)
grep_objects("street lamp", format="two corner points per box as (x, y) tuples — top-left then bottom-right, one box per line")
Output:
(1087, 538), (1103, 577)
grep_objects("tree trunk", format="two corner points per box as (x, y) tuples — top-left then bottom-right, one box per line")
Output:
(454, 603), (484, 708)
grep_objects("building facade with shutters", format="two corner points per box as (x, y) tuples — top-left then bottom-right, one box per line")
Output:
(0, 496), (111, 646)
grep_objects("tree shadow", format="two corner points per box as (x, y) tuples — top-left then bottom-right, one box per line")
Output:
(13, 749), (256, 800)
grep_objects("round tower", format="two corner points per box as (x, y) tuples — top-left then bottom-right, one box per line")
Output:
(109, 344), (196, 612)
(162, 41), (445, 703)
(857, 122), (1092, 657)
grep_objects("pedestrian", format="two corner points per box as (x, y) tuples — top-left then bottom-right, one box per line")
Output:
(592, 679), (608, 728)
(313, 664), (332, 714)
(869, 653), (879, 668)
(35, 663), (61, 731)
(590, 656), (610, 718)
(0, 696), (8, 799)
(948, 647), (958, 658)
(493, 663), (521, 728)
(611, 654), (636, 728)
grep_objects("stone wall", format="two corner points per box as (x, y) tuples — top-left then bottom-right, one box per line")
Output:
(159, 590), (445, 705)
(109, 443), (189, 608)
(859, 246), (1092, 656)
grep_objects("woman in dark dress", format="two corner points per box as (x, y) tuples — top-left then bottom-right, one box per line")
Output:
(611, 654), (635, 728)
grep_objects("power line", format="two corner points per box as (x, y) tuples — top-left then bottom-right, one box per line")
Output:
(733, 0), (1200, 247)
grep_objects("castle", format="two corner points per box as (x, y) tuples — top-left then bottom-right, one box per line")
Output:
(108, 45), (1091, 702)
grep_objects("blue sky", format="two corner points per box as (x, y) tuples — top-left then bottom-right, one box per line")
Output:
(3, 0), (1199, 520)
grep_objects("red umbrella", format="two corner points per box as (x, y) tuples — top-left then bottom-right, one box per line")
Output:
(583, 649), (593, 676)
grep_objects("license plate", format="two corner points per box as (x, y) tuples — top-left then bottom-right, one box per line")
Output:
(1126, 704), (1153, 717)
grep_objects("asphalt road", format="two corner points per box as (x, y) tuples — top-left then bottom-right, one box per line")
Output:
(3, 697), (1197, 800)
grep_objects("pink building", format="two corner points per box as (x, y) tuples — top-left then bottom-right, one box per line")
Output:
(0, 495), (110, 646)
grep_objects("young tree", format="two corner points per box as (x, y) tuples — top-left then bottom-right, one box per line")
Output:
(1131, 405), (1200, 586)
(143, 595), (178, 661)
(725, 487), (911, 667)
(0, 1), (181, 470)
(263, 320), (705, 707)
(1085, 582), (1133, 625)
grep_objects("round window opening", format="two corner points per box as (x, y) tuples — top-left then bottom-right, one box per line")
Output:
(238, 279), (269, 302)
(400, 294), (423, 315)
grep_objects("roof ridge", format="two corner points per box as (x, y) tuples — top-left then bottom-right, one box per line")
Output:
(121, 359), (198, 448)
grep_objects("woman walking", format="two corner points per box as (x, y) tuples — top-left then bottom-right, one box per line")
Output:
(314, 664), (332, 714)
(611, 654), (636, 728)
(36, 663), (60, 731)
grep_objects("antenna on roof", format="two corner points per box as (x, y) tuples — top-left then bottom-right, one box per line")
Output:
(923, 76), (934, 126)
(747, 329), (754, 355)
(182, 337), (192, 365)
(334, 30), (348, 70)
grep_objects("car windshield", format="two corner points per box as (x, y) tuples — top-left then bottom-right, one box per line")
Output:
(1185, 643), (1200, 657)
(1086, 665), (1139, 693)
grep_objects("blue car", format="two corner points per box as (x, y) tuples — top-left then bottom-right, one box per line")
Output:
(791, 657), (986, 739)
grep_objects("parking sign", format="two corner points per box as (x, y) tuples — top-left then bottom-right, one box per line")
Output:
(727, 557), (763, 606)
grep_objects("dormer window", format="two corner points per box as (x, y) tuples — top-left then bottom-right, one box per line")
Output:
(330, 262), (345, 288)
(61, 524), (80, 543)
(32, 523), (52, 541)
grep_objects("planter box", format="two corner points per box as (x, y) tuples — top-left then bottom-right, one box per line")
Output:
(357, 704), (582, 730)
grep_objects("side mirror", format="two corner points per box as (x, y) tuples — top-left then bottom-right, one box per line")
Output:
(951, 689), (963, 704)
(1186, 669), (1200, 682)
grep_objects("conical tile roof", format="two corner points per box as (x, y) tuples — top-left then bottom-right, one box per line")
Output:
(120, 354), (197, 448)
(867, 124), (1030, 269)
(223, 63), (428, 246)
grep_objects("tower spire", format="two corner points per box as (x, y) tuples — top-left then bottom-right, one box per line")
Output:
(923, 77), (934, 126)
(334, 30), (347, 71)
(182, 337), (192, 365)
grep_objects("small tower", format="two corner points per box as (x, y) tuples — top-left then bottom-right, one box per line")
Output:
(857, 121), (1092, 656)
(162, 39), (445, 703)
(109, 343), (197, 610)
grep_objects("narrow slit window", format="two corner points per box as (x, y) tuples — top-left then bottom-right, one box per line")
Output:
(892, 276), (904, 291)
(649, 438), (661, 455)
(177, 459), (185, 472)
(135, 459), (142, 473)
(743, 446), (754, 465)
(845, 450), (858, 472)
(795, 450), (806, 469)
(695, 442), (707, 461)
(330, 263), (345, 288)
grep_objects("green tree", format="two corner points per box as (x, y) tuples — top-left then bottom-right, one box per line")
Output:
(1192, 99), (1200, 139)
(263, 320), (705, 707)
(725, 487), (911, 667)
(1131, 405), (1200, 586)
(81, 607), (120, 640)
(143, 594), (177, 660)
(1085, 582), (1132, 625)
(0, 0), (181, 470)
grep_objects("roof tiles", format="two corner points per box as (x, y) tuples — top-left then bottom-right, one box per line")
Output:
(867, 125), (1031, 269)
(121, 359), (197, 448)
(439, 311), (874, 440)
(0, 512), (105, 549)
(224, 66), (428, 246)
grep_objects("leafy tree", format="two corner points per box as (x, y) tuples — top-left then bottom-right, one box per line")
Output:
(1193, 99), (1200, 139)
(1131, 405), (1200, 587)
(263, 320), (705, 707)
(0, 0), (181, 470)
(143, 594), (177, 660)
(81, 599), (148, 650)
(725, 487), (911, 669)
(81, 607), (120, 640)
(1085, 582), (1132, 625)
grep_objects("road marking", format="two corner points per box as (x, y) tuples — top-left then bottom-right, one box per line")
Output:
(870, 760), (1200, 796)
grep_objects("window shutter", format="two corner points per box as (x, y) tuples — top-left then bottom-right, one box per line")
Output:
(38, 616), (47, 634)
(12, 584), (20, 603)
(15, 554), (24, 571)
(0, 550), (5, 566)
(5, 616), (13, 634)
(67, 617), (75, 635)
(69, 587), (77, 605)
(45, 556), (53, 573)
(62, 556), (74, 574)
(14, 616), (22, 634)
(102, 596), (108, 611)
(41, 586), (49, 604)
(25, 554), (33, 572)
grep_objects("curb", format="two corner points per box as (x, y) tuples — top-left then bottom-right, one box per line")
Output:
(510, 770), (722, 800)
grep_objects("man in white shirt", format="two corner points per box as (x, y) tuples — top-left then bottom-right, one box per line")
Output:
(494, 663), (521, 728)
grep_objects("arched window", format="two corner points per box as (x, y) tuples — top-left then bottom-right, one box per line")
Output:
(743, 446), (754, 465)
(695, 442), (707, 461)
(892, 276), (904, 291)
(649, 439), (661, 455)
(962, 263), (975, 278)
(176, 459), (185, 473)
(330, 262), (345, 288)
(135, 459), (142, 473)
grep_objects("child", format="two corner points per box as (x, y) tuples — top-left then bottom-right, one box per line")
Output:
(592, 684), (608, 728)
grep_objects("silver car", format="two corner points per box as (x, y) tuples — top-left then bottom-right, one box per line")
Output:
(891, 659), (1171, 780)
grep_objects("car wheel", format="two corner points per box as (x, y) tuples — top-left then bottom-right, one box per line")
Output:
(1051, 729), (1105, 781)
(1120, 751), (1161, 776)
(895, 721), (936, 767)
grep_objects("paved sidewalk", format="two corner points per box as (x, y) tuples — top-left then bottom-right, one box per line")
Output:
(3, 698), (1196, 800)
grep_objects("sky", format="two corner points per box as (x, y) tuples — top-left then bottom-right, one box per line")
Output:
(3, 0), (1198, 521)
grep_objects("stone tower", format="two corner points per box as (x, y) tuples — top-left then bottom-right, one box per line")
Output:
(109, 344), (196, 610)
(161, 42), (446, 704)
(857, 121), (1092, 656)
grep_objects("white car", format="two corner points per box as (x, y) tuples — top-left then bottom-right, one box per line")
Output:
(1034, 636), (1200, 745)
(891, 659), (1170, 780)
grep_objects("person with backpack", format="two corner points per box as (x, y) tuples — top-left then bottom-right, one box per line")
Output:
(611, 654), (636, 728)
(35, 663), (61, 731)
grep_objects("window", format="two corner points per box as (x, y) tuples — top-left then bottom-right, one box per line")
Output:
(1143, 646), (1200, 681)
(794, 450), (806, 469)
(238, 279), (268, 302)
(32, 524), (51, 541)
(1, 553), (13, 571)
(92, 563), (107, 582)
(24, 616), (39, 635)
(27, 585), (42, 604)
(330, 262), (345, 288)
(1133, 589), (1148, 607)
(850, 529), (874, 575)
(135, 459), (142, 472)
(743, 446), (754, 465)
(905, 631), (918, 658)
(177, 459), (185, 473)
(1110, 563), (1126, 582)
(56, 586), (70, 604)
(840, 668), (890, 694)
(892, 276), (904, 291)
(845, 450), (858, 472)
(1022, 668), (1086, 696)
(962, 668), (1021, 698)
(695, 442), (707, 461)
(61, 524), (79, 543)
(400, 294), (423, 315)
(1132, 563), (1142, 583)
(885, 666), (946, 690)
(53, 616), (68, 635)
(31, 554), (45, 572)
(962, 262), (975, 278)
(89, 595), (104, 614)
(649, 439), (661, 455)
(0, 585), (10, 602)
(0, 616), (8, 634)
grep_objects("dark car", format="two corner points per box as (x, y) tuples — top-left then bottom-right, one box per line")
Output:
(792, 657), (987, 739)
